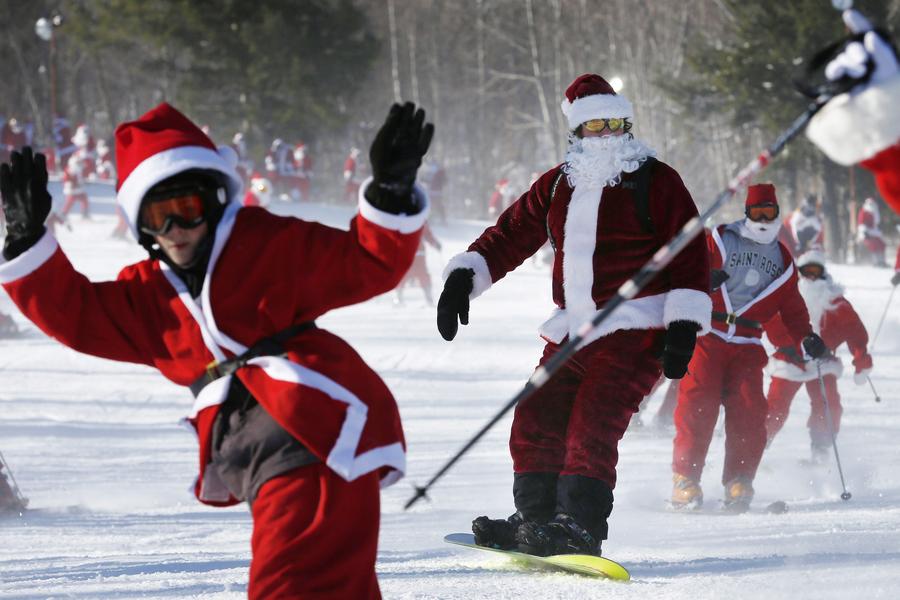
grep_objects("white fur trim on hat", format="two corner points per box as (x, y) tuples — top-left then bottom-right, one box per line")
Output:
(117, 145), (244, 237)
(357, 177), (430, 234)
(797, 249), (827, 269)
(561, 94), (634, 130)
(663, 288), (712, 334)
(443, 251), (492, 299)
(806, 73), (900, 165)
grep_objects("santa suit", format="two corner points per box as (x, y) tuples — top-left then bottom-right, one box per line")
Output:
(61, 152), (90, 218)
(446, 159), (711, 488)
(291, 146), (312, 202)
(673, 223), (811, 485)
(343, 153), (362, 204)
(399, 222), (440, 300)
(765, 278), (871, 448)
(784, 209), (824, 257)
(0, 103), (429, 599)
(856, 201), (887, 263)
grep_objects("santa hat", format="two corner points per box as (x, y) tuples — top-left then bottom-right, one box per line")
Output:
(72, 124), (90, 147)
(797, 249), (827, 270)
(745, 183), (778, 208)
(114, 102), (242, 237)
(560, 74), (633, 130)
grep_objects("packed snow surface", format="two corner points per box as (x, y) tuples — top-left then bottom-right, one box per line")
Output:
(2, 189), (899, 598)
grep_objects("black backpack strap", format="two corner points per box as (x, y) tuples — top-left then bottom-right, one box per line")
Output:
(545, 171), (565, 251)
(632, 156), (657, 234)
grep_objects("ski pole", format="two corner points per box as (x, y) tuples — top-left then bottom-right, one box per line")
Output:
(870, 285), (896, 350)
(815, 361), (852, 501)
(0, 448), (28, 510)
(404, 95), (838, 511)
(867, 374), (881, 403)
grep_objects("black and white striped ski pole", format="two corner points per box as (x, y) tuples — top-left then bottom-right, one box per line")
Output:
(815, 361), (852, 501)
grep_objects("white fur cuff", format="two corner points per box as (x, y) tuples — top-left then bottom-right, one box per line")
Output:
(0, 230), (59, 284)
(357, 177), (430, 234)
(806, 74), (900, 165)
(663, 288), (712, 334)
(442, 251), (492, 299)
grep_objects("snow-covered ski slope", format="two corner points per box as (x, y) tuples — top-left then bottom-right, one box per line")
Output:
(2, 195), (899, 599)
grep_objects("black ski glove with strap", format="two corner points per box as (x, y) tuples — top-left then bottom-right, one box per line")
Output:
(364, 102), (434, 215)
(437, 268), (474, 341)
(662, 320), (700, 379)
(802, 332), (828, 359)
(1, 147), (51, 260)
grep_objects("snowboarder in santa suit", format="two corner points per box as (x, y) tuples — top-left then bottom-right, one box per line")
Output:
(437, 74), (712, 556)
(0, 101), (434, 599)
(806, 8), (900, 285)
(671, 184), (828, 513)
(764, 251), (872, 463)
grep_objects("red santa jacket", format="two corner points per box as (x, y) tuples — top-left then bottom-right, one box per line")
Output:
(708, 225), (811, 345)
(445, 161), (711, 345)
(0, 191), (428, 506)
(766, 280), (871, 382)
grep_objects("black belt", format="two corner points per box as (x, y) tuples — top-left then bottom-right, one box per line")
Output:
(189, 321), (317, 398)
(712, 311), (762, 330)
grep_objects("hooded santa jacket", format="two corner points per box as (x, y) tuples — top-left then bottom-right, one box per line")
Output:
(0, 190), (426, 506)
(445, 161), (711, 344)
(708, 224), (810, 344)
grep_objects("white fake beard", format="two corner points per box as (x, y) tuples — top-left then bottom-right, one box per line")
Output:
(798, 276), (843, 333)
(563, 134), (656, 189)
(739, 218), (781, 245)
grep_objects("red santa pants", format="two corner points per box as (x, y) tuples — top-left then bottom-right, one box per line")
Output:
(673, 334), (768, 484)
(62, 193), (90, 218)
(249, 463), (381, 600)
(510, 329), (663, 488)
(766, 375), (842, 448)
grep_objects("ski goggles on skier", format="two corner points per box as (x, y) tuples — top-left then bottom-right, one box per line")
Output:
(745, 204), (780, 222)
(799, 263), (825, 280)
(139, 193), (207, 236)
(581, 118), (631, 133)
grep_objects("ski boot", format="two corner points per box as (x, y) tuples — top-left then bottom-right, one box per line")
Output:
(810, 443), (830, 466)
(671, 473), (703, 510)
(722, 476), (754, 514)
(516, 513), (600, 556)
(472, 511), (525, 550)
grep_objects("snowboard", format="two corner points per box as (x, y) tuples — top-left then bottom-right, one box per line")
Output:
(443, 533), (630, 581)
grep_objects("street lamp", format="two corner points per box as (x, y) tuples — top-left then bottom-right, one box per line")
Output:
(35, 14), (63, 170)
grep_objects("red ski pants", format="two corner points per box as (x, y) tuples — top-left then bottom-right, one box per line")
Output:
(673, 334), (768, 484)
(510, 329), (663, 488)
(249, 463), (381, 600)
(61, 193), (90, 218)
(766, 375), (842, 448)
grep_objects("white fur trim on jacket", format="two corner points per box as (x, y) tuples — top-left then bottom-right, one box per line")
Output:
(117, 145), (244, 237)
(766, 356), (843, 382)
(443, 251), (492, 299)
(539, 293), (667, 346)
(357, 177), (430, 234)
(561, 94), (634, 130)
(0, 230), (59, 284)
(663, 288), (712, 334)
(806, 74), (900, 165)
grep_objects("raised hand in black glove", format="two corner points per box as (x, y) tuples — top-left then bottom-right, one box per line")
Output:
(802, 332), (828, 359)
(662, 320), (699, 379)
(891, 271), (900, 286)
(710, 269), (730, 292)
(364, 102), (435, 215)
(437, 268), (474, 341)
(1, 147), (51, 260)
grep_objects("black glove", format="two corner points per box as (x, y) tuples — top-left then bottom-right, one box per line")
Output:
(710, 269), (730, 292)
(802, 332), (828, 359)
(662, 320), (699, 379)
(437, 268), (474, 341)
(892, 271), (900, 286)
(364, 102), (434, 215)
(1, 147), (51, 260)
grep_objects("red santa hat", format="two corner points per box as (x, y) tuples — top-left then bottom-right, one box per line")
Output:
(114, 102), (242, 237)
(560, 74), (633, 130)
(745, 183), (778, 208)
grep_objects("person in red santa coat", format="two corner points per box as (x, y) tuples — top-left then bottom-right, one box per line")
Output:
(395, 221), (441, 305)
(807, 9), (900, 284)
(780, 194), (824, 258)
(437, 74), (712, 556)
(343, 146), (364, 205)
(764, 251), (872, 463)
(242, 172), (274, 208)
(671, 184), (827, 513)
(60, 151), (91, 219)
(0, 101), (434, 599)
(856, 197), (888, 266)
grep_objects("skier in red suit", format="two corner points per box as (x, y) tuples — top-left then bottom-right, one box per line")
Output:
(0, 101), (434, 599)
(437, 74), (712, 556)
(671, 184), (826, 513)
(807, 9), (900, 285)
(855, 197), (888, 266)
(343, 147), (363, 205)
(60, 151), (90, 219)
(764, 251), (872, 462)
(395, 221), (441, 305)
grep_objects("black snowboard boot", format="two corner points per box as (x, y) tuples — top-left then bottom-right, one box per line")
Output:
(516, 513), (599, 556)
(472, 472), (558, 550)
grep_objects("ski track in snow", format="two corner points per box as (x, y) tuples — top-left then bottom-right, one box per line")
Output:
(1, 188), (899, 598)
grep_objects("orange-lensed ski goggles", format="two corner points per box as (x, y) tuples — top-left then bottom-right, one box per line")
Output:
(582, 118), (631, 133)
(799, 263), (825, 279)
(746, 204), (779, 222)
(139, 193), (206, 235)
